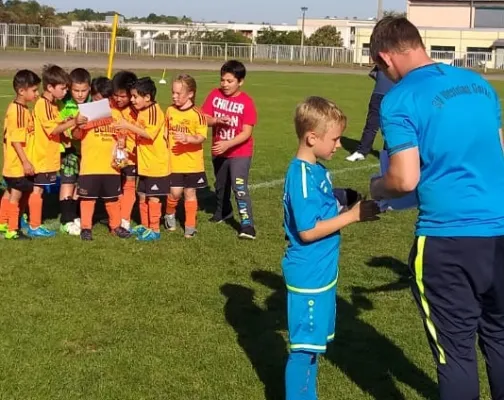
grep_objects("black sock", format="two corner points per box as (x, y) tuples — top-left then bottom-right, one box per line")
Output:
(73, 199), (80, 219)
(60, 198), (74, 224)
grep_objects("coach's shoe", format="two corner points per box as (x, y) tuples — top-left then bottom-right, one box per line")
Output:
(208, 211), (233, 224)
(345, 151), (365, 162)
(5, 230), (31, 240)
(137, 229), (161, 242)
(80, 229), (93, 241)
(20, 214), (29, 230)
(131, 224), (147, 237)
(27, 225), (56, 238)
(112, 226), (132, 239)
(184, 226), (197, 238)
(163, 214), (177, 231)
(238, 226), (256, 240)
(0, 223), (7, 234)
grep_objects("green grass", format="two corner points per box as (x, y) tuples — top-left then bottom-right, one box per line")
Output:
(0, 70), (503, 399)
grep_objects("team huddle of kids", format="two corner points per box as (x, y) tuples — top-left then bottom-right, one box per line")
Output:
(0, 60), (258, 241)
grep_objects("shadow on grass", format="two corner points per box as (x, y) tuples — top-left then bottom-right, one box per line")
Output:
(341, 136), (380, 159)
(221, 269), (437, 400)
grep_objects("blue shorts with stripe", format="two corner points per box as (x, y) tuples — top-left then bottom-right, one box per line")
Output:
(287, 286), (336, 354)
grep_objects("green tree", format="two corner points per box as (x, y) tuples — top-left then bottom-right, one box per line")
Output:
(383, 10), (407, 18)
(256, 27), (305, 45)
(306, 25), (343, 47)
(185, 29), (251, 44)
(84, 24), (134, 38)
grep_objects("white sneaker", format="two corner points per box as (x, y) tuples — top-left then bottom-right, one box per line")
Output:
(67, 222), (81, 236)
(121, 219), (131, 231)
(346, 152), (365, 162)
(73, 218), (81, 228)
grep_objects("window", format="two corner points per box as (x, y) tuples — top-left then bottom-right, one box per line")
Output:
(474, 7), (504, 28)
(465, 47), (492, 66)
(430, 45), (455, 60)
(362, 43), (370, 56)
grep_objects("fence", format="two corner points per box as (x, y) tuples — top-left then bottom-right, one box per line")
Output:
(0, 23), (499, 69)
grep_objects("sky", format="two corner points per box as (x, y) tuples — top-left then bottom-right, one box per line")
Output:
(48, 0), (406, 24)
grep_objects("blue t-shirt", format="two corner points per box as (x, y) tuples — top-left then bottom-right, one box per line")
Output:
(381, 63), (504, 237)
(282, 159), (340, 292)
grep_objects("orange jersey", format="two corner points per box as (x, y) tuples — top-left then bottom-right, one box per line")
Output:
(136, 103), (168, 177)
(2, 102), (34, 178)
(79, 108), (122, 176)
(166, 105), (207, 173)
(120, 105), (138, 165)
(32, 96), (62, 173)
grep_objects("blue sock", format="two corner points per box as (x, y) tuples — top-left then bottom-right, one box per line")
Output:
(285, 351), (318, 400)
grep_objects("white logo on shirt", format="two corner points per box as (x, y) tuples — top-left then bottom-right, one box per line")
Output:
(151, 184), (159, 191)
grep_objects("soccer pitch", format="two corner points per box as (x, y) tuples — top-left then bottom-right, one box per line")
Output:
(0, 68), (501, 399)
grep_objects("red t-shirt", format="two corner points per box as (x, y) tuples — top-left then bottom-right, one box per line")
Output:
(201, 88), (257, 158)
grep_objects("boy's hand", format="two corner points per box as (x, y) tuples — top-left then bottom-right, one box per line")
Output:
(348, 199), (381, 223)
(212, 141), (230, 155)
(112, 119), (132, 131)
(76, 113), (88, 126)
(216, 116), (231, 125)
(174, 131), (188, 144)
(23, 160), (35, 176)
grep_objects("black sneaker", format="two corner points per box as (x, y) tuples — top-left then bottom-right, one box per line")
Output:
(80, 229), (93, 241)
(112, 226), (132, 239)
(209, 212), (233, 224)
(238, 226), (256, 240)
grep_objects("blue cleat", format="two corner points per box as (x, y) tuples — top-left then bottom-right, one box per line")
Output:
(27, 225), (56, 238)
(136, 229), (161, 241)
(131, 224), (147, 237)
(20, 214), (29, 230)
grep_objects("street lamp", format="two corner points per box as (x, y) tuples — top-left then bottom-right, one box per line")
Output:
(301, 6), (308, 47)
(377, 0), (383, 20)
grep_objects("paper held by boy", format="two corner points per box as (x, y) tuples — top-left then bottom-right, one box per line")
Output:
(78, 99), (114, 130)
(372, 150), (418, 212)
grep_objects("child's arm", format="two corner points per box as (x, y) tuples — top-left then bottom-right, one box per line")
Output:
(12, 142), (34, 176)
(47, 117), (77, 137)
(114, 120), (152, 140)
(174, 132), (205, 145)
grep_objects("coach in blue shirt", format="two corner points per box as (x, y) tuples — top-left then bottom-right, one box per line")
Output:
(370, 17), (504, 400)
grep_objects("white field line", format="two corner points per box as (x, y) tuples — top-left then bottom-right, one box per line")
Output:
(249, 163), (380, 190)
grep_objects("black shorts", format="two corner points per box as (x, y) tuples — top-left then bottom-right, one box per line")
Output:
(121, 165), (137, 178)
(169, 172), (208, 189)
(3, 176), (34, 192)
(34, 172), (58, 186)
(137, 175), (170, 197)
(77, 175), (122, 199)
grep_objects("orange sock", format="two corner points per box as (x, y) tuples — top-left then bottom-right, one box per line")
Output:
(148, 201), (162, 232)
(28, 192), (43, 229)
(120, 180), (136, 221)
(184, 199), (198, 229)
(7, 201), (20, 232)
(166, 195), (179, 216)
(0, 196), (9, 224)
(80, 200), (96, 230)
(105, 200), (121, 230)
(139, 199), (149, 227)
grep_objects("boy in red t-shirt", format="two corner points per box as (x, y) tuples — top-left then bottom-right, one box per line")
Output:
(202, 60), (257, 240)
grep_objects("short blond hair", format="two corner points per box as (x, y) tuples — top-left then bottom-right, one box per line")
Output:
(172, 73), (197, 100)
(294, 96), (347, 139)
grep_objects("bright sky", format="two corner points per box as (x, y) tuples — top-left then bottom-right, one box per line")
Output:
(49, 0), (406, 23)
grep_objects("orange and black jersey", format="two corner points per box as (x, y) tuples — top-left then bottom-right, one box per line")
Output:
(32, 96), (62, 173)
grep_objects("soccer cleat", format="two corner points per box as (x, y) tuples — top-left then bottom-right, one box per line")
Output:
(163, 214), (177, 231)
(73, 218), (81, 228)
(0, 223), (7, 234)
(137, 229), (161, 241)
(121, 219), (131, 232)
(27, 225), (56, 238)
(60, 222), (81, 236)
(80, 229), (93, 241)
(238, 226), (256, 240)
(5, 230), (31, 240)
(112, 226), (132, 239)
(20, 214), (29, 230)
(184, 226), (197, 238)
(345, 152), (366, 162)
(131, 224), (147, 237)
(208, 211), (233, 224)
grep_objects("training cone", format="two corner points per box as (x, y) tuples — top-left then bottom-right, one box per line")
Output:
(159, 79), (167, 84)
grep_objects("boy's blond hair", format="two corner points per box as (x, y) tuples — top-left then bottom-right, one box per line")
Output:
(294, 96), (347, 139)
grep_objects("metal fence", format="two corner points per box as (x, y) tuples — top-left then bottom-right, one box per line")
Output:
(0, 23), (498, 69)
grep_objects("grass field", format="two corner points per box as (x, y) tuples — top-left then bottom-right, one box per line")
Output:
(0, 68), (502, 399)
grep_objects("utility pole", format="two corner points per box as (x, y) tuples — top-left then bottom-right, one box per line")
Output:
(377, 0), (384, 20)
(301, 6), (308, 47)
(469, 0), (474, 28)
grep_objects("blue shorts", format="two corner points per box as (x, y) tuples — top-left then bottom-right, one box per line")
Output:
(287, 286), (336, 354)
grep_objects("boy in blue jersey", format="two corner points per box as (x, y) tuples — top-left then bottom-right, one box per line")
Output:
(370, 17), (504, 400)
(283, 96), (379, 400)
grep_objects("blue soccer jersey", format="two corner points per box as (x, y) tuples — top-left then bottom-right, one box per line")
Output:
(381, 63), (504, 237)
(282, 159), (340, 293)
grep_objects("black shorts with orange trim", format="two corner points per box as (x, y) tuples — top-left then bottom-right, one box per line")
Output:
(77, 175), (122, 199)
(121, 165), (137, 178)
(34, 172), (58, 186)
(169, 172), (208, 189)
(3, 176), (34, 192)
(137, 175), (170, 197)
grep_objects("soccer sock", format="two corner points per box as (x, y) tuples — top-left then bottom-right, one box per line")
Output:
(28, 192), (43, 229)
(80, 200), (96, 230)
(60, 197), (74, 224)
(184, 199), (198, 229)
(139, 199), (149, 227)
(105, 200), (121, 231)
(0, 196), (9, 224)
(166, 194), (179, 216)
(7, 201), (20, 232)
(285, 351), (318, 400)
(73, 199), (80, 219)
(148, 200), (162, 232)
(120, 180), (136, 222)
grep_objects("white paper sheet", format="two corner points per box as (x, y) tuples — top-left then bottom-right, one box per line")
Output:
(376, 150), (418, 211)
(78, 99), (112, 121)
